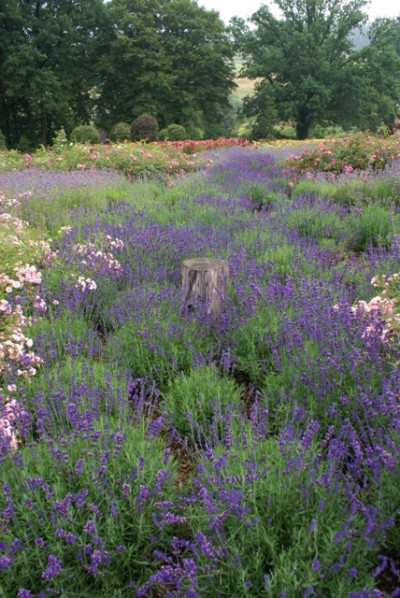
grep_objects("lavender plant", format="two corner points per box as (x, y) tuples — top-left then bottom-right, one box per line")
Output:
(0, 416), (180, 596)
(163, 365), (243, 447)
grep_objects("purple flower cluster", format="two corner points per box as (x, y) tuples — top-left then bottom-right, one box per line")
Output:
(0, 169), (124, 200)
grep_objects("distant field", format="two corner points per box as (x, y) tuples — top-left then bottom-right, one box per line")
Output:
(231, 76), (259, 101)
(231, 55), (259, 102)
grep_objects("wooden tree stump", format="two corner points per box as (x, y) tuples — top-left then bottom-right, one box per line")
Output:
(182, 258), (229, 316)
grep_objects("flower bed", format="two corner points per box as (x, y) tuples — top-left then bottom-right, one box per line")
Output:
(1, 141), (400, 596)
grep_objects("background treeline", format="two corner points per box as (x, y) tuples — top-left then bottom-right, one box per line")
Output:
(0, 0), (236, 149)
(0, 0), (400, 149)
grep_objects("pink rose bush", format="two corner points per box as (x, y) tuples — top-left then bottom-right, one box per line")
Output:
(0, 397), (31, 453)
(0, 200), (54, 453)
(334, 273), (400, 347)
(285, 132), (400, 181)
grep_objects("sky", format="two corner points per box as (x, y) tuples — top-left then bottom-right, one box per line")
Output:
(198, 0), (400, 25)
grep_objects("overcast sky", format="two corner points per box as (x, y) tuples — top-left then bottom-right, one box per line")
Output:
(198, 0), (400, 25)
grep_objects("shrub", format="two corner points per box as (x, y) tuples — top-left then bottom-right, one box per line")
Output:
(203, 123), (230, 140)
(70, 125), (100, 144)
(52, 127), (69, 153)
(250, 115), (278, 140)
(110, 122), (131, 142)
(130, 114), (159, 142)
(16, 134), (33, 153)
(185, 126), (203, 140)
(159, 124), (187, 141)
(164, 365), (242, 447)
(345, 205), (394, 253)
(286, 131), (400, 177)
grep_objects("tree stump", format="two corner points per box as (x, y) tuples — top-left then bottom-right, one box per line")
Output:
(182, 258), (229, 317)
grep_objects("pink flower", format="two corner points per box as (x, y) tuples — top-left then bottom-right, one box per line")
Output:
(0, 299), (12, 314)
(0, 420), (18, 451)
(129, 154), (137, 161)
(15, 265), (42, 285)
(77, 163), (86, 171)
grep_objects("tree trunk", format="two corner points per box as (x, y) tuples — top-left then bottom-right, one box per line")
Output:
(296, 110), (314, 140)
(40, 111), (47, 147)
(181, 258), (229, 317)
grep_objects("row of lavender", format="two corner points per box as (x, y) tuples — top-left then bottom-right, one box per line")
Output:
(1, 147), (400, 596)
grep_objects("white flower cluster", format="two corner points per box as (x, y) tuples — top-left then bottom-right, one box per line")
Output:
(74, 275), (97, 292)
(72, 238), (123, 276)
(0, 213), (28, 233)
(105, 234), (124, 250)
(334, 274), (400, 345)
(0, 193), (20, 208)
(27, 239), (55, 263)
(58, 225), (72, 235)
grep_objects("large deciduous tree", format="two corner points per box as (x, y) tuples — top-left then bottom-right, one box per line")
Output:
(234, 0), (400, 139)
(97, 0), (236, 134)
(0, 0), (110, 147)
(395, 16), (400, 57)
(346, 18), (400, 131)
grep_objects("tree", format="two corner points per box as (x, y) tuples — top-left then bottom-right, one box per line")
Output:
(158, 0), (236, 129)
(344, 18), (400, 130)
(234, 0), (400, 139)
(394, 16), (400, 57)
(0, 0), (111, 147)
(97, 0), (236, 133)
(96, 0), (174, 131)
(242, 80), (277, 139)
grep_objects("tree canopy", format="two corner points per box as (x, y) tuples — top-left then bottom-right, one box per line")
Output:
(0, 0), (111, 148)
(97, 0), (236, 135)
(0, 0), (235, 147)
(234, 0), (400, 139)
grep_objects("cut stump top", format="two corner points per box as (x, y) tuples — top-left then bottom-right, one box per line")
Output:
(182, 258), (229, 271)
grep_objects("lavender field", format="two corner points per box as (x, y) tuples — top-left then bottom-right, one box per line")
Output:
(1, 143), (400, 597)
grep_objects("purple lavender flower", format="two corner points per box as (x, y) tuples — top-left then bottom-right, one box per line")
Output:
(73, 487), (89, 508)
(41, 554), (62, 580)
(311, 558), (321, 571)
(349, 568), (358, 578)
(83, 520), (97, 535)
(0, 555), (12, 569)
